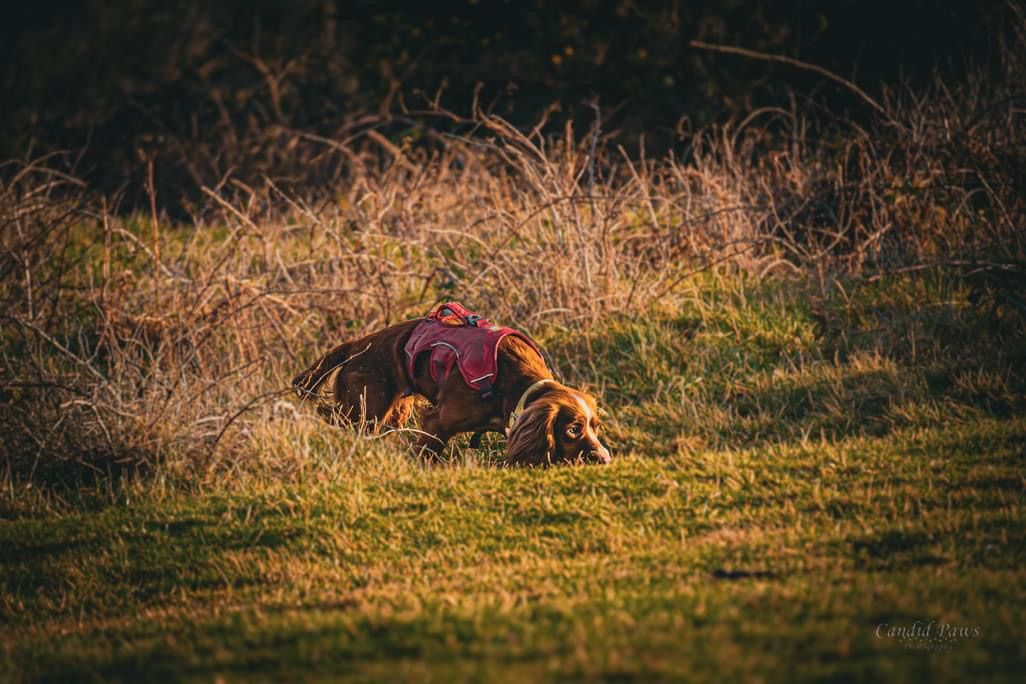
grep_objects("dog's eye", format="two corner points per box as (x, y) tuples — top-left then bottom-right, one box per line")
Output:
(566, 424), (581, 438)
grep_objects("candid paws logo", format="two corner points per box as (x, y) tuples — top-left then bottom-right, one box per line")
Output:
(876, 620), (981, 652)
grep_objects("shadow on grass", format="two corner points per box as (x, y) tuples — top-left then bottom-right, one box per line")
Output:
(0, 507), (313, 622)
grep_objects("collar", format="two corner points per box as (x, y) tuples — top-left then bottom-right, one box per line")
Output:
(506, 378), (556, 435)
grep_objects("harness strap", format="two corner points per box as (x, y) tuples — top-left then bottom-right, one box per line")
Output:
(506, 378), (556, 435)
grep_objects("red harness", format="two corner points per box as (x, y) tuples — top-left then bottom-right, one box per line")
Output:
(404, 302), (541, 397)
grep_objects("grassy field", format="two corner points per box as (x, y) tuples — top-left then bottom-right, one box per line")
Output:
(3, 30), (1026, 677)
(3, 267), (1025, 682)
(3, 418), (1026, 682)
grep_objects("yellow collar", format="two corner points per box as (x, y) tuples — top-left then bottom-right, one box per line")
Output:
(506, 378), (556, 434)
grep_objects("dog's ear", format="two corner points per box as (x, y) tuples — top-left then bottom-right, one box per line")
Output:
(506, 399), (559, 466)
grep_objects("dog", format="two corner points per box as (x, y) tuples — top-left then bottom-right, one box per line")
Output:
(292, 302), (610, 465)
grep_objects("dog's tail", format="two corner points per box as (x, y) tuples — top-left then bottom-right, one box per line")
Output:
(291, 342), (354, 400)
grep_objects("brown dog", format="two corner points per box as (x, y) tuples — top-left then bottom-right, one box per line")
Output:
(292, 305), (610, 465)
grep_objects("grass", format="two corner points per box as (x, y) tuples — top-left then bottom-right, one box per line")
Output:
(3, 417), (1025, 681)
(3, 268), (1026, 681)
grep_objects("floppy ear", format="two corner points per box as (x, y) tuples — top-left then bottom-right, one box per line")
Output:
(506, 400), (559, 466)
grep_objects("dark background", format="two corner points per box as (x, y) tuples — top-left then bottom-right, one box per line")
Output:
(1, 0), (1011, 208)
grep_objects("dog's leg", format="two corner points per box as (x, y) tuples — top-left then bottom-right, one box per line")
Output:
(415, 397), (497, 462)
(383, 395), (415, 429)
(413, 405), (452, 461)
(330, 367), (402, 432)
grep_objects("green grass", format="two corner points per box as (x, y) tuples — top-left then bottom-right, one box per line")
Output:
(3, 420), (1025, 681)
(3, 271), (1025, 682)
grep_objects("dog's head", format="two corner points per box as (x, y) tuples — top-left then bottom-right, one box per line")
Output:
(506, 386), (610, 465)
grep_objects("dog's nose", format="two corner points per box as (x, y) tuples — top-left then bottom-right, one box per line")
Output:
(590, 445), (611, 464)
